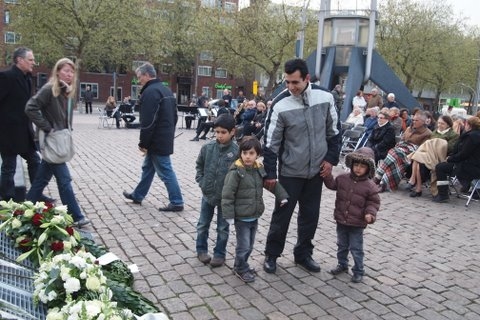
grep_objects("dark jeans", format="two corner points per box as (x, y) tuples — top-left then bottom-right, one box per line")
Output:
(196, 197), (229, 258)
(336, 224), (365, 276)
(234, 219), (258, 273)
(85, 102), (92, 114)
(26, 160), (85, 222)
(196, 121), (213, 138)
(265, 174), (323, 261)
(1, 150), (40, 201)
(106, 110), (121, 128)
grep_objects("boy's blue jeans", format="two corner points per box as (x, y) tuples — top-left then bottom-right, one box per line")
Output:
(234, 219), (258, 273)
(196, 197), (229, 258)
(336, 223), (365, 276)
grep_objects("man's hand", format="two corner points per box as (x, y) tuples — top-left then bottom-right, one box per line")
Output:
(139, 147), (147, 156)
(320, 161), (333, 178)
(263, 179), (277, 192)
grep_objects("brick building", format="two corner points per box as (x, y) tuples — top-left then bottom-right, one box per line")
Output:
(1, 0), (248, 107)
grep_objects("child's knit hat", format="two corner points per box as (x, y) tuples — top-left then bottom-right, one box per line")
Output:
(345, 147), (376, 178)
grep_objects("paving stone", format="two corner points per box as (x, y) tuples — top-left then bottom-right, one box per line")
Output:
(47, 115), (480, 320)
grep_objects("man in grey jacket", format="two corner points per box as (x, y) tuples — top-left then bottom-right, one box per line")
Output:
(263, 58), (342, 274)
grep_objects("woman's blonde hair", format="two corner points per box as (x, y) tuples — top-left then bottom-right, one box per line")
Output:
(106, 96), (115, 104)
(48, 58), (76, 98)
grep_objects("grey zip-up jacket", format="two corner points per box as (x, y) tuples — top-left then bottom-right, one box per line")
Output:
(263, 83), (341, 179)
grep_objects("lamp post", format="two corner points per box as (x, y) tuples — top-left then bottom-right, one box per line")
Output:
(473, 58), (480, 115)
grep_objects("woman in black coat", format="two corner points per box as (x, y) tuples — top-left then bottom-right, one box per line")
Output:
(434, 116), (480, 203)
(366, 111), (397, 163)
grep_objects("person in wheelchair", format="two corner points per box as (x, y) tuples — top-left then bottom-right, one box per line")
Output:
(105, 96), (122, 129)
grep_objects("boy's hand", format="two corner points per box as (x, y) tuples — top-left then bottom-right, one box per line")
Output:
(225, 219), (234, 225)
(365, 214), (375, 224)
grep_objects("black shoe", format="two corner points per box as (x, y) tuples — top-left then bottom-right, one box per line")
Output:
(295, 256), (321, 272)
(351, 274), (363, 283)
(432, 194), (449, 203)
(199, 136), (207, 140)
(263, 256), (277, 274)
(329, 264), (348, 275)
(409, 190), (422, 197)
(158, 204), (184, 212)
(38, 195), (56, 203)
(123, 191), (141, 204)
(190, 137), (199, 141)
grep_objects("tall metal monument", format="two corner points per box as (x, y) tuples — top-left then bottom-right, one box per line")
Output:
(305, 0), (419, 120)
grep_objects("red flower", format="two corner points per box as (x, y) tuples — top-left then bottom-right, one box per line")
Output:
(32, 213), (43, 226)
(51, 241), (64, 251)
(18, 238), (32, 251)
(43, 203), (54, 212)
(13, 210), (24, 216)
(66, 227), (74, 236)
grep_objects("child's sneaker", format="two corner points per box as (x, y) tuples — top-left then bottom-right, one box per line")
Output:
(351, 274), (363, 283)
(235, 270), (255, 283)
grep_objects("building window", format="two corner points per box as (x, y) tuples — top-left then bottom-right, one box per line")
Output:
(4, 0), (19, 3)
(215, 68), (227, 78)
(4, 10), (10, 24)
(216, 90), (224, 99)
(198, 66), (212, 77)
(202, 86), (211, 98)
(37, 72), (48, 89)
(79, 83), (99, 100)
(4, 31), (20, 44)
(131, 85), (142, 101)
(200, 0), (216, 8)
(132, 60), (147, 72)
(199, 51), (213, 61)
(224, 2), (236, 12)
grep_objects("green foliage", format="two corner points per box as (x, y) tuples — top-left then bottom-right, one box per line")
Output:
(377, 0), (479, 104)
(107, 279), (160, 315)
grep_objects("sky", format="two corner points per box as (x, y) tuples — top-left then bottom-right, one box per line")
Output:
(239, 0), (480, 27)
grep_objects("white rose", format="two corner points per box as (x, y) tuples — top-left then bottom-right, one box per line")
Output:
(47, 290), (58, 301)
(51, 215), (64, 225)
(63, 241), (72, 251)
(24, 209), (34, 218)
(84, 300), (102, 317)
(46, 308), (63, 320)
(11, 218), (22, 229)
(70, 255), (87, 269)
(60, 266), (72, 281)
(64, 277), (81, 294)
(86, 276), (102, 291)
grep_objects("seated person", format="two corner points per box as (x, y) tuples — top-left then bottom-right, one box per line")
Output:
(105, 96), (121, 129)
(120, 96), (136, 123)
(366, 111), (396, 163)
(399, 108), (411, 132)
(345, 107), (364, 126)
(389, 107), (402, 136)
(190, 100), (229, 141)
(406, 115), (459, 197)
(374, 111), (432, 192)
(243, 101), (267, 138)
(359, 107), (380, 147)
(425, 111), (436, 131)
(434, 115), (480, 203)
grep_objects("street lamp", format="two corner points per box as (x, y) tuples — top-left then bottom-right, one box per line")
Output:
(473, 58), (480, 115)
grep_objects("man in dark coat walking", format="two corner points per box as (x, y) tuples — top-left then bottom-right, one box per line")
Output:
(0, 47), (53, 202)
(122, 62), (184, 211)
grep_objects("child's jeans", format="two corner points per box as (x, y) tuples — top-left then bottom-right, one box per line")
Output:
(196, 197), (229, 258)
(336, 223), (365, 276)
(234, 219), (258, 273)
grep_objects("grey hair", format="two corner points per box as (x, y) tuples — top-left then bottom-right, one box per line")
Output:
(415, 110), (427, 122)
(387, 93), (395, 99)
(13, 47), (32, 64)
(136, 62), (156, 78)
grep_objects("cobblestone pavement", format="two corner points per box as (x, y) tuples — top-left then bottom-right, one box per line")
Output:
(45, 112), (480, 320)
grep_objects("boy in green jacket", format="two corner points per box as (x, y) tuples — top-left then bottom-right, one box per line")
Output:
(195, 114), (238, 267)
(222, 137), (288, 282)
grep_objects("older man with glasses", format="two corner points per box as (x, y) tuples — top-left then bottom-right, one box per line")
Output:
(0, 47), (54, 202)
(374, 111), (432, 192)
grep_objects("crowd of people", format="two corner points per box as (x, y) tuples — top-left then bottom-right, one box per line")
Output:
(2, 46), (480, 288)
